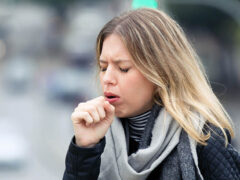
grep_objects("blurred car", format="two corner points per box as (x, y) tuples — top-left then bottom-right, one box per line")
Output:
(3, 4), (52, 55)
(2, 56), (36, 93)
(44, 67), (96, 104)
(62, 6), (111, 68)
(0, 120), (28, 168)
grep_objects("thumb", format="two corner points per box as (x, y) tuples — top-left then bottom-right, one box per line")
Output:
(104, 101), (115, 120)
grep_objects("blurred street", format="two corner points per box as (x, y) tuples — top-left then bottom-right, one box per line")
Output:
(0, 66), (239, 179)
(0, 60), (80, 179)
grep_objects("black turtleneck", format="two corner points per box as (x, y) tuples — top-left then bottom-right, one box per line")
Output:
(128, 110), (151, 142)
(121, 104), (161, 155)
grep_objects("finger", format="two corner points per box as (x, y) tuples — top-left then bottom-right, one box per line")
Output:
(74, 103), (86, 113)
(74, 96), (105, 123)
(87, 96), (103, 104)
(86, 105), (101, 123)
(87, 96), (105, 120)
(74, 103), (100, 123)
(103, 101), (115, 119)
(76, 102), (84, 109)
(96, 106), (106, 119)
(71, 111), (93, 125)
(76, 96), (104, 111)
(97, 96), (105, 101)
(93, 97), (106, 119)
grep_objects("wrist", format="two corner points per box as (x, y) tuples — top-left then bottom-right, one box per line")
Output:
(75, 137), (98, 148)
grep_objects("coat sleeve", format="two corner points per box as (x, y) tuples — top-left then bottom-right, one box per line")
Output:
(197, 126), (240, 180)
(63, 137), (106, 180)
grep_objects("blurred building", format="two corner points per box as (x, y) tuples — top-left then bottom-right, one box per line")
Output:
(162, 0), (240, 94)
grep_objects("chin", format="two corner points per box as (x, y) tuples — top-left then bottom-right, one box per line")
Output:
(115, 109), (128, 118)
(115, 112), (124, 118)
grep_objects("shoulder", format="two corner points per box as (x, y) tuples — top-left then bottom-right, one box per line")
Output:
(197, 124), (240, 179)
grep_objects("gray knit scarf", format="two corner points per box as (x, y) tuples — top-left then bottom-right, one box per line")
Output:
(99, 107), (204, 180)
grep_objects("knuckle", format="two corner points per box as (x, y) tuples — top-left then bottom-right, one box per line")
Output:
(96, 115), (100, 121)
(98, 96), (105, 101)
(77, 102), (84, 107)
(82, 112), (89, 118)
(71, 113), (75, 120)
(87, 105), (95, 112)
(74, 107), (79, 112)
(98, 96), (105, 103)
(71, 112), (78, 121)
(99, 110), (105, 119)
(91, 113), (98, 120)
(76, 103), (85, 111)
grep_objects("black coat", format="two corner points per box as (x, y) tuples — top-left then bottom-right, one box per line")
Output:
(63, 125), (240, 180)
(197, 126), (240, 180)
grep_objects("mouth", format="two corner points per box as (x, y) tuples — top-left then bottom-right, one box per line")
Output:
(104, 92), (120, 104)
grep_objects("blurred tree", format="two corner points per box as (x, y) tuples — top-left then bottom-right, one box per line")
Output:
(167, 4), (238, 43)
(13, 0), (118, 18)
(17, 0), (77, 18)
(166, 2), (240, 91)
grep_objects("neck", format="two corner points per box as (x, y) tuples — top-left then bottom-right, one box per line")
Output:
(127, 110), (151, 142)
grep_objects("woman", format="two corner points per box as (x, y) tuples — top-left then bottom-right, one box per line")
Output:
(63, 8), (240, 180)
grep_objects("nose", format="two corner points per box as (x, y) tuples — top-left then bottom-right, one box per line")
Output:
(102, 66), (117, 85)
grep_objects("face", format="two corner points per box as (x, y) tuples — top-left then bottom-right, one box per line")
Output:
(99, 34), (155, 118)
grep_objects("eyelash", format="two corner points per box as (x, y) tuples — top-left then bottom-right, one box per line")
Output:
(100, 67), (106, 72)
(120, 68), (129, 72)
(100, 67), (129, 73)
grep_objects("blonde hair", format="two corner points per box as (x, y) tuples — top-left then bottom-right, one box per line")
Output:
(96, 8), (234, 145)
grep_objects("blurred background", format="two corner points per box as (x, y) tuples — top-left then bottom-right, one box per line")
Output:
(0, 0), (239, 179)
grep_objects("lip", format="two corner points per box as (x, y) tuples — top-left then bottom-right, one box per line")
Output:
(104, 92), (120, 104)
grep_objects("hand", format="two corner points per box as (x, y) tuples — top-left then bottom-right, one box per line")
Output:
(71, 96), (115, 147)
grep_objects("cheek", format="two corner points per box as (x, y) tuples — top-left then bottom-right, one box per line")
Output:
(134, 83), (154, 101)
(123, 73), (154, 98)
(99, 74), (104, 89)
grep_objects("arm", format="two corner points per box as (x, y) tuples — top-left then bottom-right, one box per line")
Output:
(197, 126), (240, 180)
(63, 96), (115, 180)
(63, 137), (105, 180)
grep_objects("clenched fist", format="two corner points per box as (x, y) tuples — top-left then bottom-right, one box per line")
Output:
(71, 96), (115, 147)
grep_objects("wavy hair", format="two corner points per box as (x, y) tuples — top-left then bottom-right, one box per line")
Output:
(96, 8), (234, 145)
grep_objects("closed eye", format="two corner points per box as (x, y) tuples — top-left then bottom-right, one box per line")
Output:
(100, 66), (107, 72)
(120, 68), (129, 73)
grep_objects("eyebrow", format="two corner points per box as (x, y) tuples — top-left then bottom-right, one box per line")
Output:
(99, 59), (131, 64)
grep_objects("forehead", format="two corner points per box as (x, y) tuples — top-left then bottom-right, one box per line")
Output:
(99, 34), (132, 61)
